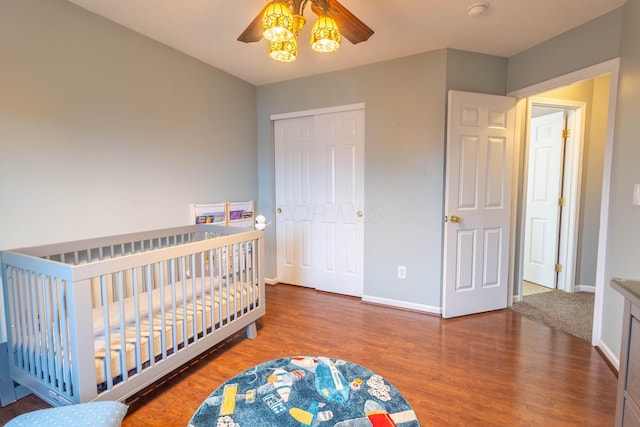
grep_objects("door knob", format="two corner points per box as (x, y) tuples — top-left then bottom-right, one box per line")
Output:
(277, 208), (282, 214)
(357, 211), (363, 217)
(449, 215), (463, 223)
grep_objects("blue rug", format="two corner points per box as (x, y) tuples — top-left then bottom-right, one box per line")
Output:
(188, 356), (419, 426)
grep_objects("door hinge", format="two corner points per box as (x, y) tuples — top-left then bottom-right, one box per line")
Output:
(558, 197), (566, 207)
(562, 128), (570, 138)
(555, 263), (563, 273)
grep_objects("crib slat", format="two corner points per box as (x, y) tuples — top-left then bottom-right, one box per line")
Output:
(116, 271), (128, 383)
(198, 252), (206, 339)
(57, 278), (71, 397)
(9, 268), (26, 370)
(159, 260), (168, 361)
(132, 267), (143, 378)
(38, 273), (51, 387)
(180, 256), (188, 349)
(209, 250), (217, 334)
(101, 275), (114, 391)
(170, 259), (178, 354)
(217, 248), (224, 328)
(145, 264), (155, 369)
(27, 271), (42, 379)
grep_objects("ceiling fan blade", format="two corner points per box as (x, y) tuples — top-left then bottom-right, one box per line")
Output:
(311, 0), (374, 44)
(237, 3), (271, 43)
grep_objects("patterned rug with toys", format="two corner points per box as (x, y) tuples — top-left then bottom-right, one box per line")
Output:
(188, 356), (419, 427)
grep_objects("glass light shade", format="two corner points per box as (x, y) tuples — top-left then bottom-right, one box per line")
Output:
(310, 15), (341, 53)
(269, 37), (297, 62)
(262, 2), (295, 42)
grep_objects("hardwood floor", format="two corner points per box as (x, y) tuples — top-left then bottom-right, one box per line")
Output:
(1, 284), (617, 426)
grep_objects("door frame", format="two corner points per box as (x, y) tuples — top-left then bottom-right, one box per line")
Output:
(508, 58), (620, 350)
(521, 98), (586, 294)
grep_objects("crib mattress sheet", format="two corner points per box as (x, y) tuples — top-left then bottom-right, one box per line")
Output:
(92, 277), (258, 385)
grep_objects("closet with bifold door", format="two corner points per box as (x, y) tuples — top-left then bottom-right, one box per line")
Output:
(273, 105), (365, 297)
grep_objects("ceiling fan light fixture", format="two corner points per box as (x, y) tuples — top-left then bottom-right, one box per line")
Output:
(262, 2), (295, 43)
(310, 15), (341, 53)
(269, 37), (298, 63)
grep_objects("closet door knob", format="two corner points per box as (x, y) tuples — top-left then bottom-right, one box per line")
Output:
(357, 211), (363, 218)
(277, 208), (282, 214)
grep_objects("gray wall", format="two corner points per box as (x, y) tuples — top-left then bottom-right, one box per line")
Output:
(0, 0), (258, 249)
(507, 8), (622, 93)
(0, 1), (258, 340)
(601, 0), (640, 358)
(257, 49), (506, 310)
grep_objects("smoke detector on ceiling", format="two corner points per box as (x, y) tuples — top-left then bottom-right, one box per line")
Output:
(466, 1), (489, 18)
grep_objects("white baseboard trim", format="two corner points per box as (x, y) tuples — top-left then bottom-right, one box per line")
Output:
(596, 338), (619, 371)
(362, 295), (441, 315)
(576, 284), (596, 293)
(265, 277), (278, 285)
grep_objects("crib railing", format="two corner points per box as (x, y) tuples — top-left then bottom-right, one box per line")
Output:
(1, 224), (265, 405)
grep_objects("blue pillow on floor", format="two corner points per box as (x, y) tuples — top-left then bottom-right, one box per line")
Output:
(6, 401), (128, 427)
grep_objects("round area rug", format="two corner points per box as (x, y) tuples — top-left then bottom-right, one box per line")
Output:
(188, 356), (419, 427)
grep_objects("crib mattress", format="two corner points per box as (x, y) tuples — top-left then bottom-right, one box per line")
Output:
(93, 277), (258, 385)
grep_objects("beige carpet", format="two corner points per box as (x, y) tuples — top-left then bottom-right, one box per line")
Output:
(522, 280), (554, 295)
(511, 286), (594, 342)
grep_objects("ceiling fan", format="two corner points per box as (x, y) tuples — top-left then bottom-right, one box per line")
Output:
(238, 0), (374, 61)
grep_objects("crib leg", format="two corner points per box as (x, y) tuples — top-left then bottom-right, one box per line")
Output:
(246, 322), (258, 340)
(0, 342), (30, 407)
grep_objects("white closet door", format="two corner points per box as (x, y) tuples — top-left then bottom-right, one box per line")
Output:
(313, 110), (364, 296)
(274, 108), (364, 297)
(275, 115), (315, 289)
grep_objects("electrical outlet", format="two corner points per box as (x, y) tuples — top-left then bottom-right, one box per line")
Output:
(397, 265), (406, 279)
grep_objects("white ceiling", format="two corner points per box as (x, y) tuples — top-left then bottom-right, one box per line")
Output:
(65, 0), (626, 86)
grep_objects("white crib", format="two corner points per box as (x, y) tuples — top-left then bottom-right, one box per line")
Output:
(0, 224), (265, 406)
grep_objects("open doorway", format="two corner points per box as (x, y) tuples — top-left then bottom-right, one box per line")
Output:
(509, 60), (618, 347)
(520, 77), (609, 295)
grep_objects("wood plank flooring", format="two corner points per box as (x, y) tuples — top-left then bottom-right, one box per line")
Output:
(0, 284), (618, 426)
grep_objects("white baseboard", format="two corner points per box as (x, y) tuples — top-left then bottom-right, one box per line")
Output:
(362, 295), (441, 315)
(596, 338), (620, 371)
(265, 277), (278, 285)
(576, 284), (596, 293)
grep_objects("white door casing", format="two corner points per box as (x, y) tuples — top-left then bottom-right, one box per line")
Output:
(274, 108), (364, 297)
(522, 111), (565, 288)
(442, 90), (516, 318)
(508, 59), (620, 350)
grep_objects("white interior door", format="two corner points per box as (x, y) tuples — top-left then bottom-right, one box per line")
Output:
(274, 108), (364, 297)
(523, 111), (565, 288)
(442, 90), (516, 318)
(275, 115), (315, 289)
(313, 111), (364, 296)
